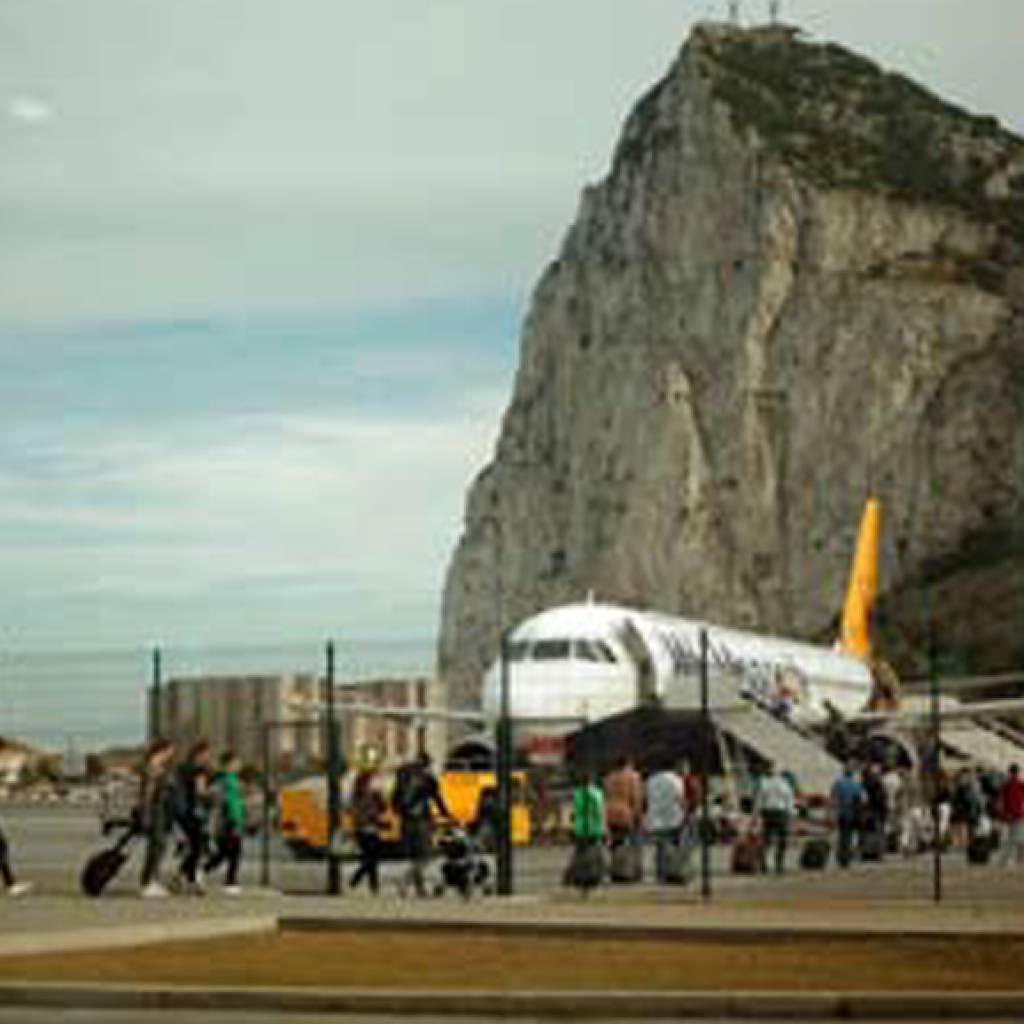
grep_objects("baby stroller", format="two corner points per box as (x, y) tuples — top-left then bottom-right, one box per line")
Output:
(435, 827), (492, 899)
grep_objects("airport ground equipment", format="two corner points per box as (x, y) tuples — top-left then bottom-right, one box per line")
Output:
(279, 767), (530, 860)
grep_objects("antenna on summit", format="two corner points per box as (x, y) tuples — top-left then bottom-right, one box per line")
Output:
(769, 0), (781, 23)
(727, 0), (741, 24)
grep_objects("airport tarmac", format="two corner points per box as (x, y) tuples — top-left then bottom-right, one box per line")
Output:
(4, 803), (1024, 907)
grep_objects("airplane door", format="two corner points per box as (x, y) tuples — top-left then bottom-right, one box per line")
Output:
(620, 620), (658, 707)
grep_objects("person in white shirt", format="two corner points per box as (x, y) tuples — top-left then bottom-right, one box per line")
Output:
(754, 764), (796, 874)
(645, 764), (685, 884)
(881, 764), (905, 854)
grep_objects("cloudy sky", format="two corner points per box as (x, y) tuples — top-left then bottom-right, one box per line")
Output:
(1, 0), (1022, 653)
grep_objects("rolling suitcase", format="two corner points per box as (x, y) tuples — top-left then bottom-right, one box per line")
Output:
(81, 827), (137, 897)
(609, 842), (643, 884)
(731, 834), (761, 875)
(662, 843), (691, 886)
(860, 829), (885, 862)
(565, 842), (606, 891)
(800, 837), (831, 871)
(967, 835), (993, 865)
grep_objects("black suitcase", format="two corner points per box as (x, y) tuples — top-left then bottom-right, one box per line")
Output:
(81, 829), (137, 897)
(565, 842), (605, 890)
(967, 835), (993, 865)
(860, 830), (885, 862)
(609, 842), (642, 884)
(800, 838), (831, 871)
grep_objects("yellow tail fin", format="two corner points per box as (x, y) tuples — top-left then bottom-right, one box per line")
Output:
(839, 498), (880, 660)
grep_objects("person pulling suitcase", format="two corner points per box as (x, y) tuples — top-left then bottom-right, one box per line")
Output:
(138, 739), (177, 898)
(0, 821), (32, 897)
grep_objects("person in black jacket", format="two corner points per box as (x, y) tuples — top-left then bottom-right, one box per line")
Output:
(174, 741), (212, 894)
(349, 766), (387, 894)
(395, 753), (450, 897)
(139, 739), (176, 898)
(0, 821), (32, 897)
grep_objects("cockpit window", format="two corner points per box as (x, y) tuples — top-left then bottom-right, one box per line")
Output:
(506, 641), (531, 662)
(531, 639), (572, 662)
(574, 640), (618, 664)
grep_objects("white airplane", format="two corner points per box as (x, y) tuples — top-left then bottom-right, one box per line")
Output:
(481, 501), (885, 753)
(476, 498), (1024, 773)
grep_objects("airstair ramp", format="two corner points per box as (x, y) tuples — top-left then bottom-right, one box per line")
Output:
(942, 721), (1024, 770)
(713, 704), (842, 796)
(659, 667), (841, 795)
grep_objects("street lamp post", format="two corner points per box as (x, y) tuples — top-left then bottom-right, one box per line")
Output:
(150, 646), (163, 742)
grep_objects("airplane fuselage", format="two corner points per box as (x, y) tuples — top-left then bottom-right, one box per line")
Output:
(482, 603), (874, 747)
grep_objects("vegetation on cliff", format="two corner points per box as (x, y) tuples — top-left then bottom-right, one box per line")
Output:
(696, 27), (1024, 249)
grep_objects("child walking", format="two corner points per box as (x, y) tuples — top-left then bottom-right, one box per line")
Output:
(205, 752), (246, 895)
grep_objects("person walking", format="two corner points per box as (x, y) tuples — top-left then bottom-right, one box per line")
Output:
(645, 762), (685, 884)
(881, 762), (905, 854)
(678, 760), (703, 878)
(860, 763), (888, 860)
(174, 740), (212, 894)
(395, 753), (450, 897)
(138, 739), (176, 898)
(0, 821), (32, 897)
(755, 763), (796, 874)
(349, 766), (387, 895)
(603, 755), (643, 849)
(204, 752), (247, 895)
(831, 762), (864, 869)
(950, 769), (984, 851)
(998, 764), (1024, 866)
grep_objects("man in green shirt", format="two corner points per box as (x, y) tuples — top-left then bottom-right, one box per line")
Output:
(568, 773), (606, 894)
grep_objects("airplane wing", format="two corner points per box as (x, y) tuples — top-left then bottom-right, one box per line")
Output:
(900, 672), (1024, 696)
(852, 697), (1024, 728)
(337, 703), (485, 725)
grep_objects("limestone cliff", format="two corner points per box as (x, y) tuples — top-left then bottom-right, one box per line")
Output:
(439, 24), (1024, 709)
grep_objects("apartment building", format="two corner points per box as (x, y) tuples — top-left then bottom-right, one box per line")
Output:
(152, 674), (432, 772)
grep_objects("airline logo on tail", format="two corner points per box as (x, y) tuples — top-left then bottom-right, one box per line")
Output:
(839, 498), (880, 661)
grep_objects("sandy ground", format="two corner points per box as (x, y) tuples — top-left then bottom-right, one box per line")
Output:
(0, 930), (1022, 992)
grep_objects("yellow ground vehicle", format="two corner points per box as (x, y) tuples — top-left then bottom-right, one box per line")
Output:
(279, 768), (530, 859)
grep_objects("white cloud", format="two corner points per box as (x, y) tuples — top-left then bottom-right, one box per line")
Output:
(5, 94), (53, 125)
(0, 389), (505, 645)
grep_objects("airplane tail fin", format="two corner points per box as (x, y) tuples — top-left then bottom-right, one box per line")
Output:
(839, 498), (880, 661)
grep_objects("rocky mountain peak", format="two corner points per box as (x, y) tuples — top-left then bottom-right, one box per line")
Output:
(439, 24), (1024, 711)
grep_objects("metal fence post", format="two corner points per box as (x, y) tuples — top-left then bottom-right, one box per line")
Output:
(929, 634), (943, 904)
(260, 722), (273, 889)
(496, 628), (514, 896)
(325, 639), (343, 896)
(699, 628), (713, 902)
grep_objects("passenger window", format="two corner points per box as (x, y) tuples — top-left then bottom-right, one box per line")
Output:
(531, 640), (571, 661)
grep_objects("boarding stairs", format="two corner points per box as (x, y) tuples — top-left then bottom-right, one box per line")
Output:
(712, 705), (842, 797)
(660, 668), (842, 796)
